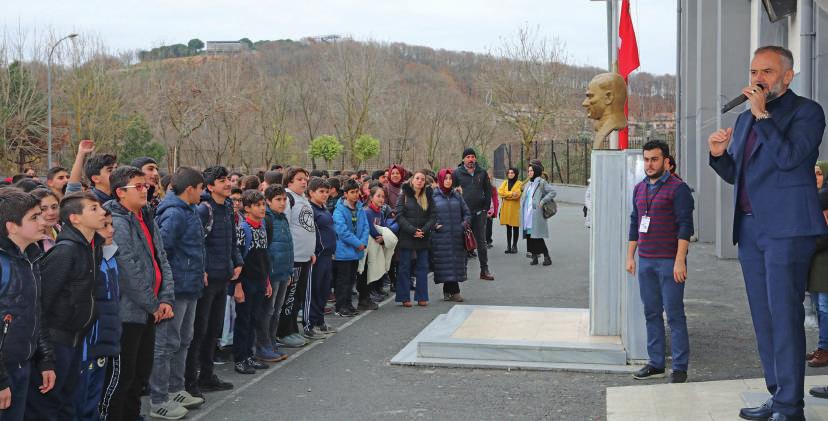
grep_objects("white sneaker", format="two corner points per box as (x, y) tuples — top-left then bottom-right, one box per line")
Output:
(150, 400), (188, 420)
(171, 389), (205, 409)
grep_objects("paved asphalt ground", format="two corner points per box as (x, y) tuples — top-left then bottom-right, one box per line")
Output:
(160, 203), (825, 420)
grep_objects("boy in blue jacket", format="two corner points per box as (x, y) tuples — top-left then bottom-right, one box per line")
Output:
(75, 209), (120, 421)
(151, 167), (207, 419)
(0, 189), (55, 421)
(332, 179), (369, 317)
(256, 185), (293, 361)
(308, 178), (337, 337)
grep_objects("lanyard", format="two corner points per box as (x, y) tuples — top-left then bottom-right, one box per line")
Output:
(644, 182), (664, 216)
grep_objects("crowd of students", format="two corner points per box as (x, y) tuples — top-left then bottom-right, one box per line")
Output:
(0, 141), (555, 420)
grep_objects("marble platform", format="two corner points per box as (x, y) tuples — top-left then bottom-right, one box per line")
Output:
(607, 375), (828, 420)
(391, 305), (637, 373)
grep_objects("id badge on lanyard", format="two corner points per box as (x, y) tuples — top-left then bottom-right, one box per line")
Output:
(639, 215), (651, 233)
(640, 183), (663, 234)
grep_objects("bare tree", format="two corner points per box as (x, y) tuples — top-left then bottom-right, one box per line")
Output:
(480, 26), (570, 160)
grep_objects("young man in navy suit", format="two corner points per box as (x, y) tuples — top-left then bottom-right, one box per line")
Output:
(709, 45), (827, 421)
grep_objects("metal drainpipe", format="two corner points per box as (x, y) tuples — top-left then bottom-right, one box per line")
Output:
(801, 0), (815, 99)
(675, 0), (682, 166)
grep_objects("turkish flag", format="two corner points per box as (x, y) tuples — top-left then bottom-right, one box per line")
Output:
(617, 0), (639, 149)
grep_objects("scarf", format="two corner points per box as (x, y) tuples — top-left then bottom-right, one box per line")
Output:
(245, 216), (262, 229)
(369, 201), (382, 213)
(507, 167), (520, 190)
(529, 164), (544, 181)
(388, 164), (406, 187)
(437, 168), (453, 195)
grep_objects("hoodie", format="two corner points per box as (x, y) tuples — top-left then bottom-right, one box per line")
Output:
(286, 188), (316, 263)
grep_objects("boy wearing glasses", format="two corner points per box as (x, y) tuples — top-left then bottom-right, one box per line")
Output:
(104, 166), (175, 421)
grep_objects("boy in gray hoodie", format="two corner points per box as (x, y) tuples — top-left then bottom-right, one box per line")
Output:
(275, 167), (317, 348)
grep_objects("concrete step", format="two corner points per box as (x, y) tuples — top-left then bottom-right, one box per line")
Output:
(417, 337), (627, 365)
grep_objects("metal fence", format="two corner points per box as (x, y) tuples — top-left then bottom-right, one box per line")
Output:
(492, 134), (675, 186)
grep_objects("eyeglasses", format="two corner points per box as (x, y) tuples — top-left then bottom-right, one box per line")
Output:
(121, 184), (148, 191)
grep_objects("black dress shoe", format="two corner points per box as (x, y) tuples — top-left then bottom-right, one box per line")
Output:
(768, 413), (805, 421)
(738, 398), (773, 420)
(810, 385), (828, 398)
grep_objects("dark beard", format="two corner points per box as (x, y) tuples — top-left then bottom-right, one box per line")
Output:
(648, 168), (665, 182)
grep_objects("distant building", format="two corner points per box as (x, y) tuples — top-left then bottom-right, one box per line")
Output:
(204, 41), (247, 54)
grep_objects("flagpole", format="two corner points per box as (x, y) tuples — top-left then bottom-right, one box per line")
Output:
(609, 0), (620, 149)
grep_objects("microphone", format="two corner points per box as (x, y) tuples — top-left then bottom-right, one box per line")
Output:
(721, 84), (766, 114)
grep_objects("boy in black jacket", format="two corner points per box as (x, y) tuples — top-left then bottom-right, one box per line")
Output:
(0, 189), (56, 421)
(26, 191), (106, 420)
(232, 190), (272, 374)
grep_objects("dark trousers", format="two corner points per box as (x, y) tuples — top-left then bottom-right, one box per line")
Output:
(0, 361), (31, 421)
(233, 279), (265, 362)
(108, 320), (154, 421)
(738, 215), (815, 418)
(470, 212), (488, 272)
(526, 237), (549, 256)
(486, 217), (493, 244)
(25, 342), (82, 421)
(309, 254), (333, 327)
(443, 282), (460, 295)
(75, 355), (113, 421)
(185, 278), (228, 387)
(277, 262), (311, 337)
(505, 226), (519, 249)
(638, 257), (689, 371)
(334, 260), (358, 311)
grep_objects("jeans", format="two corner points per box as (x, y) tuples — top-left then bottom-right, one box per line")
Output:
(233, 278), (266, 362)
(150, 298), (197, 404)
(0, 361), (31, 421)
(74, 356), (111, 421)
(185, 278), (228, 387)
(637, 257), (689, 371)
(266, 280), (289, 344)
(396, 248), (429, 302)
(109, 319), (155, 421)
(334, 260), (358, 311)
(25, 342), (82, 421)
(470, 212), (488, 273)
(816, 292), (828, 350)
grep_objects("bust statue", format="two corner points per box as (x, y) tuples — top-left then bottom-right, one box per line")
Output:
(582, 73), (628, 149)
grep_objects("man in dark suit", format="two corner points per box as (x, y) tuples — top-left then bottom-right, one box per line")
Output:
(709, 45), (827, 421)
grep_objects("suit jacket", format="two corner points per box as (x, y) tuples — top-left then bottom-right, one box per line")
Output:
(709, 89), (828, 244)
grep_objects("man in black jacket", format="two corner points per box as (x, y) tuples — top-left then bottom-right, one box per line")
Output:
(453, 148), (495, 280)
(27, 191), (106, 420)
(0, 189), (56, 421)
(185, 166), (243, 397)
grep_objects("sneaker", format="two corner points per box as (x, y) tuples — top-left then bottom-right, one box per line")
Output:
(198, 374), (234, 392)
(246, 357), (270, 370)
(448, 293), (464, 302)
(324, 307), (334, 315)
(632, 364), (666, 380)
(171, 390), (205, 409)
(316, 324), (337, 335)
(212, 349), (230, 365)
(357, 299), (379, 311)
(670, 370), (687, 383)
(277, 334), (307, 348)
(303, 326), (326, 340)
(370, 291), (385, 303)
(335, 307), (358, 317)
(150, 400), (188, 420)
(272, 347), (289, 362)
(234, 361), (255, 375)
(255, 345), (282, 362)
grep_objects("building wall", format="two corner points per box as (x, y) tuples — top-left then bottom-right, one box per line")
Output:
(678, 0), (828, 258)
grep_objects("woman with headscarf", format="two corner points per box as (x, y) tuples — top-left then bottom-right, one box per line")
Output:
(520, 163), (557, 266)
(806, 161), (828, 368)
(498, 167), (523, 253)
(386, 164), (406, 209)
(431, 169), (472, 302)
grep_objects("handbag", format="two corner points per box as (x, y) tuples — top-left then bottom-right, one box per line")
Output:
(463, 225), (478, 251)
(542, 199), (558, 219)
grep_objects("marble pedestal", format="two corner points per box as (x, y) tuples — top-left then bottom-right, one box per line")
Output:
(589, 150), (647, 361)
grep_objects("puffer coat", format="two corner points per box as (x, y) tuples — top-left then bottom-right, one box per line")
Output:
(430, 188), (471, 283)
(395, 183), (436, 250)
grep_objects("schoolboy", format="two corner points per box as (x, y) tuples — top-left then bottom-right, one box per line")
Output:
(0, 189), (55, 421)
(332, 179), (369, 317)
(27, 191), (106, 420)
(233, 190), (272, 374)
(308, 178), (337, 337)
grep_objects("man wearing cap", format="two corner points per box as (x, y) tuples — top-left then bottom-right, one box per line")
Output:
(132, 157), (163, 211)
(453, 148), (495, 280)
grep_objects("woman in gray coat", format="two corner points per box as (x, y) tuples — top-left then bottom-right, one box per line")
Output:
(520, 163), (556, 266)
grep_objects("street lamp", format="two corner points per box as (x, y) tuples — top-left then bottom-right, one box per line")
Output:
(47, 33), (78, 169)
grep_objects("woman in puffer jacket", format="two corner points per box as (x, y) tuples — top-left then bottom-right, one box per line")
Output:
(431, 169), (471, 302)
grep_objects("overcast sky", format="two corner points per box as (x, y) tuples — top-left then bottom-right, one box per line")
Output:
(2, 0), (677, 75)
